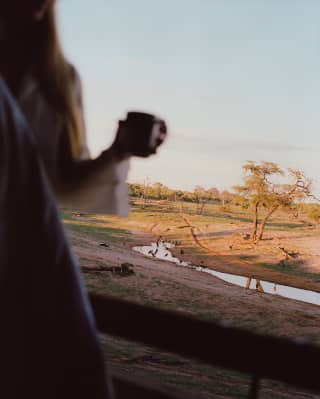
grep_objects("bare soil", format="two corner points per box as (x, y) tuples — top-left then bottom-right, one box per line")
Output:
(66, 222), (320, 399)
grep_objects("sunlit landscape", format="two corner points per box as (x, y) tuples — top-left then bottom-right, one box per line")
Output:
(63, 177), (320, 397)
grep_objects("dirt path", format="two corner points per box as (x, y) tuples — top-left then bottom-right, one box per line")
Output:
(181, 214), (215, 252)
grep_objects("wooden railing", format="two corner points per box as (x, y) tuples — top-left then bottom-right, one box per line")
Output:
(89, 293), (320, 399)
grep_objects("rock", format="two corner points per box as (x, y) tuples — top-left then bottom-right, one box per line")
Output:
(81, 263), (134, 277)
(120, 263), (135, 276)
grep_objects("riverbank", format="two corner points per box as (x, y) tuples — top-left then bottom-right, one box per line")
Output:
(133, 240), (320, 306)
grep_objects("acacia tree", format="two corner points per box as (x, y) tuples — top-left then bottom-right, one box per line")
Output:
(233, 161), (282, 241)
(233, 161), (312, 242)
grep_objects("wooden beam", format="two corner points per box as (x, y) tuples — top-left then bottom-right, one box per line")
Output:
(90, 293), (320, 393)
(112, 372), (194, 399)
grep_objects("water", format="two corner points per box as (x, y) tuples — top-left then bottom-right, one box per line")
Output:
(132, 241), (320, 307)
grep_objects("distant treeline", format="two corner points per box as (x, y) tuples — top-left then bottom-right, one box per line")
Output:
(129, 178), (320, 223)
(129, 182), (233, 204)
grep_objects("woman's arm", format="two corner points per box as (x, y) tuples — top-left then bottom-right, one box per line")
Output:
(56, 65), (132, 191)
(56, 124), (130, 191)
(56, 124), (131, 216)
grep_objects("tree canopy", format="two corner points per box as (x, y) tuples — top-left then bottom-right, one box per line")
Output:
(233, 161), (313, 241)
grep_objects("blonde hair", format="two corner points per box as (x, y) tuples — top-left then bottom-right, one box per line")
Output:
(33, 5), (82, 159)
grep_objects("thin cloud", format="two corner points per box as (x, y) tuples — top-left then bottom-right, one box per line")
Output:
(172, 134), (320, 153)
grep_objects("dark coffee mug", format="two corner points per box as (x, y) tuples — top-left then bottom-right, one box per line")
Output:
(121, 112), (167, 157)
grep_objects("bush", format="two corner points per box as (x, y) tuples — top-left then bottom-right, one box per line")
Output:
(306, 204), (320, 222)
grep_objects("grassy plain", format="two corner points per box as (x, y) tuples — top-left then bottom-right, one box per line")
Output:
(62, 199), (320, 398)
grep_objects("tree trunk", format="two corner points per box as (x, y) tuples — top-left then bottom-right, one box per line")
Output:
(256, 206), (278, 241)
(143, 187), (147, 208)
(199, 201), (206, 215)
(251, 202), (259, 241)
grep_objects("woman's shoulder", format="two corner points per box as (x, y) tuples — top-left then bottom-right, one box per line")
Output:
(19, 63), (82, 103)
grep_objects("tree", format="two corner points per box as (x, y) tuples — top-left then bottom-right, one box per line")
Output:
(128, 183), (144, 198)
(233, 161), (313, 242)
(257, 169), (312, 240)
(149, 182), (165, 199)
(207, 187), (220, 202)
(193, 186), (212, 215)
(192, 186), (220, 214)
(220, 190), (233, 206)
(142, 177), (150, 208)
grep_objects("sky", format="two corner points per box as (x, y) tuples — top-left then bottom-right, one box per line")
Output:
(57, 0), (320, 194)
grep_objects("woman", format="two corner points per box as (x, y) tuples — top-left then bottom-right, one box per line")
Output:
(0, 0), (166, 215)
(0, 1), (164, 397)
(0, 2), (121, 397)
(0, 78), (115, 399)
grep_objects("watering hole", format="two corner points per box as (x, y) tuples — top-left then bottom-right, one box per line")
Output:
(133, 241), (320, 307)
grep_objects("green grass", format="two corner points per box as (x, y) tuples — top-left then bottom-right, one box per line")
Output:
(65, 219), (128, 236)
(259, 260), (320, 282)
(62, 214), (130, 242)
